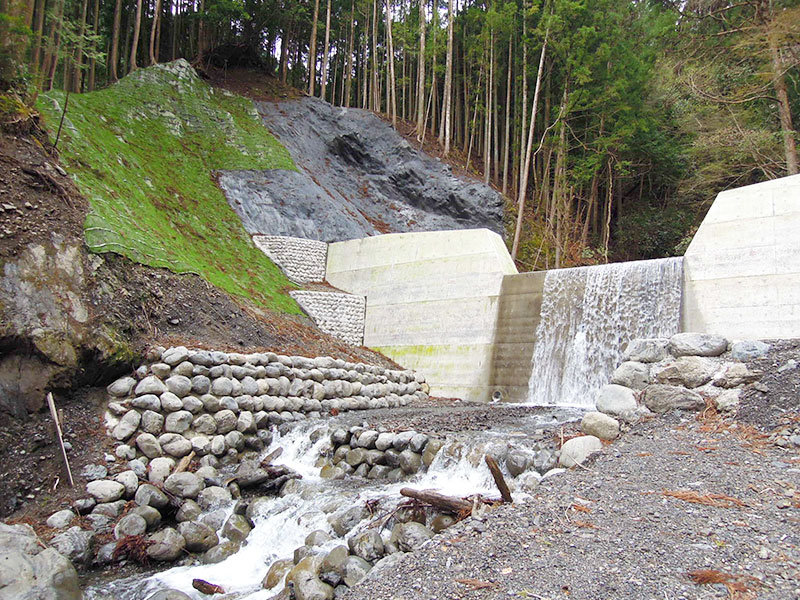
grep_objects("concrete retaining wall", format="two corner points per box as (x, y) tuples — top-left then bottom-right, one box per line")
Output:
(682, 174), (800, 340)
(290, 291), (366, 346)
(327, 229), (517, 402)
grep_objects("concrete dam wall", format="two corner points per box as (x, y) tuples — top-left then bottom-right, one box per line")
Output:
(265, 174), (800, 405)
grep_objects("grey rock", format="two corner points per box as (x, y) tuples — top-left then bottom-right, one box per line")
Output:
(189, 350), (214, 366)
(151, 363), (171, 378)
(202, 540), (241, 564)
(610, 361), (651, 390)
(595, 384), (637, 417)
(713, 389), (740, 412)
(731, 340), (770, 361)
(392, 431), (416, 451)
(136, 433), (163, 459)
(73, 498), (96, 515)
(107, 376), (136, 398)
(164, 472), (204, 498)
(652, 356), (717, 388)
(191, 435), (212, 455)
(237, 411), (256, 433)
(50, 526), (94, 564)
(558, 435), (603, 468)
(162, 346), (190, 366)
(116, 444), (136, 460)
(182, 395), (203, 414)
(92, 500), (126, 518)
(135, 484), (170, 508)
(173, 361), (195, 378)
(191, 375), (211, 395)
(222, 514), (252, 543)
(356, 430), (379, 448)
(86, 480), (124, 503)
(141, 409), (165, 434)
(165, 375), (192, 397)
(159, 392), (183, 412)
(348, 530), (385, 562)
(135, 376), (167, 396)
(131, 393), (161, 411)
(46, 509), (76, 529)
(505, 448), (531, 477)
(114, 514), (148, 539)
(174, 500), (202, 524)
(399, 449), (422, 474)
(214, 409), (237, 434)
(193, 413), (217, 434)
(643, 384), (705, 413)
(81, 463), (108, 481)
(146, 528), (186, 561)
(159, 433), (193, 457)
(623, 338), (669, 363)
(131, 505), (162, 529)
(341, 556), (372, 587)
(668, 332), (728, 357)
(198, 486), (232, 510)
(164, 410), (193, 433)
(714, 363), (760, 388)
(391, 521), (434, 551)
(114, 470), (140, 498)
(580, 412), (620, 440)
(211, 377), (234, 396)
(409, 433), (429, 453)
(145, 591), (193, 600)
(148, 456), (175, 485)
(177, 521), (219, 552)
(224, 430), (245, 451)
(329, 505), (368, 536)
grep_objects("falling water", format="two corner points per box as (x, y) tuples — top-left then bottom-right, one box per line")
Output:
(526, 257), (683, 408)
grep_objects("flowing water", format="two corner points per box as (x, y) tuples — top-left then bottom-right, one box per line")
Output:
(86, 408), (580, 600)
(526, 257), (683, 408)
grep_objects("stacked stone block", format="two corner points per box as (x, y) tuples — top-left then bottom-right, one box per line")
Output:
(290, 291), (366, 346)
(252, 235), (328, 284)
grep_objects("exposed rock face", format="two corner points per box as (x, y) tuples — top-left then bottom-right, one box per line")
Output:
(219, 97), (503, 242)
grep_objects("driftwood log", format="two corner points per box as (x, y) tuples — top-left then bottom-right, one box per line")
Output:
(192, 579), (225, 594)
(484, 455), (513, 503)
(399, 488), (473, 514)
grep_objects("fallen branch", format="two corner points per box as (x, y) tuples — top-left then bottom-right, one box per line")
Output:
(399, 488), (473, 515)
(484, 455), (512, 503)
(663, 489), (746, 508)
(192, 579), (225, 595)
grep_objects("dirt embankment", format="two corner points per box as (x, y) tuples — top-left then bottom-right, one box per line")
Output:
(0, 130), (391, 518)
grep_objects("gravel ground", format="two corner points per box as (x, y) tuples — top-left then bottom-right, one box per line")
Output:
(341, 345), (800, 600)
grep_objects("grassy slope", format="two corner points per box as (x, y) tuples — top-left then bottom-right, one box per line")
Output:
(37, 60), (300, 313)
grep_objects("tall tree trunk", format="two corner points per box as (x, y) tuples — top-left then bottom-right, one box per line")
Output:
(72, 0), (89, 91)
(308, 0), (320, 95)
(87, 0), (99, 90)
(518, 0), (528, 197)
(385, 0), (397, 125)
(129, 0), (143, 72)
(439, 0), (454, 152)
(769, 39), (798, 174)
(319, 0), (332, 99)
(415, 0), (426, 138)
(43, 0), (64, 90)
(195, 0), (204, 62)
(511, 30), (548, 261)
(502, 34), (512, 195)
(149, 0), (162, 64)
(344, 0), (355, 106)
(279, 25), (290, 82)
(483, 37), (492, 184)
(371, 0), (379, 111)
(31, 0), (47, 74)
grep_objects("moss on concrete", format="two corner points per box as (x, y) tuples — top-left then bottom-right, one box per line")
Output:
(37, 60), (300, 313)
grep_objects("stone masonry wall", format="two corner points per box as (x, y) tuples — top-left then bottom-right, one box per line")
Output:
(252, 235), (328, 284)
(290, 291), (366, 347)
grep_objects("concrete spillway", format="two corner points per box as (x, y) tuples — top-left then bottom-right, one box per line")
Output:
(526, 257), (683, 407)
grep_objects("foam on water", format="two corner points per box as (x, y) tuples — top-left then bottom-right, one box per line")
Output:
(526, 257), (683, 408)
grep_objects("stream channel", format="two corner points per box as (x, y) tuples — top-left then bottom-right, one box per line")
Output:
(85, 405), (582, 599)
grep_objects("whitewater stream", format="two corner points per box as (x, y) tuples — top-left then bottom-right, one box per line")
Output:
(85, 406), (580, 600)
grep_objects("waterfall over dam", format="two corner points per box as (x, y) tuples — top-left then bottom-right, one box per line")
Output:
(526, 257), (683, 408)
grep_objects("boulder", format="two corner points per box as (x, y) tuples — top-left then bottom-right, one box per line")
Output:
(222, 514), (252, 544)
(398, 450), (422, 474)
(145, 590), (193, 600)
(107, 376), (136, 398)
(642, 384), (705, 413)
(390, 522), (433, 551)
(714, 363), (760, 388)
(114, 514), (148, 539)
(730, 340), (770, 362)
(114, 470), (140, 498)
(50, 526), (94, 564)
(136, 433), (163, 458)
(197, 486), (232, 510)
(86, 480), (125, 503)
(348, 530), (385, 562)
(141, 410), (165, 435)
(160, 433), (193, 457)
(164, 472), (204, 499)
(162, 346), (190, 366)
(112, 410), (141, 441)
(164, 410), (193, 434)
(505, 448), (531, 477)
(263, 557), (294, 589)
(341, 555), (373, 587)
(135, 484), (170, 509)
(177, 521), (218, 552)
(580, 412), (620, 440)
(329, 505), (368, 536)
(176, 500), (202, 523)
(652, 356), (717, 388)
(623, 338), (669, 363)
(46, 509), (76, 529)
(668, 333), (727, 357)
(595, 384), (637, 417)
(0, 523), (80, 600)
(610, 361), (651, 390)
(165, 375), (192, 397)
(203, 541), (240, 564)
(159, 392), (183, 412)
(131, 505), (162, 529)
(146, 528), (186, 561)
(136, 376), (167, 396)
(148, 457), (175, 485)
(558, 435), (603, 468)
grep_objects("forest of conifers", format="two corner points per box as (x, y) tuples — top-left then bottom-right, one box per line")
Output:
(1, 0), (798, 268)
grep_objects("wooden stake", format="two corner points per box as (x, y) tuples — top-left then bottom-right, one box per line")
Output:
(47, 393), (74, 488)
(485, 455), (512, 503)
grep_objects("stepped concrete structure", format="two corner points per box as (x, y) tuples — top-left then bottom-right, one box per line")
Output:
(260, 175), (800, 403)
(681, 173), (800, 340)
